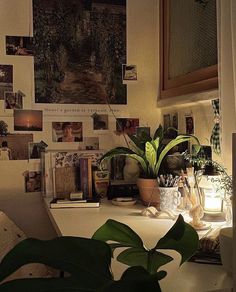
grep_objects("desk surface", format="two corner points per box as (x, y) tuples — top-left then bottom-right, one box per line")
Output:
(44, 198), (233, 292)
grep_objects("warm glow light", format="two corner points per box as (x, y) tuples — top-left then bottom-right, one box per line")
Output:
(202, 189), (222, 213)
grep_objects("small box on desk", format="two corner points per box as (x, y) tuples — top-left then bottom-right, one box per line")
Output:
(107, 180), (139, 200)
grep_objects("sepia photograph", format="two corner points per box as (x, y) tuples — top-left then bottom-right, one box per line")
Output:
(0, 134), (33, 160)
(14, 110), (43, 131)
(4, 91), (23, 109)
(122, 64), (137, 81)
(116, 118), (139, 135)
(6, 36), (34, 56)
(52, 122), (83, 142)
(24, 171), (41, 192)
(93, 114), (108, 130)
(28, 142), (42, 159)
(0, 65), (13, 100)
(185, 115), (194, 134)
(83, 137), (99, 150)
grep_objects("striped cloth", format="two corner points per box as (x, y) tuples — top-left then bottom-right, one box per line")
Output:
(210, 99), (221, 155)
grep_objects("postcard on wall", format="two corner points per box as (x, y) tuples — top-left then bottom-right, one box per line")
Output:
(33, 0), (127, 104)
(28, 142), (42, 159)
(0, 65), (13, 100)
(116, 118), (139, 135)
(4, 91), (23, 109)
(24, 171), (41, 193)
(52, 122), (83, 142)
(14, 110), (43, 131)
(0, 134), (33, 160)
(83, 137), (99, 150)
(6, 36), (34, 56)
(122, 64), (137, 81)
(93, 114), (108, 130)
(185, 115), (194, 134)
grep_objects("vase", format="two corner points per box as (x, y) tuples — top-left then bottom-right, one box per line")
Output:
(136, 178), (160, 207)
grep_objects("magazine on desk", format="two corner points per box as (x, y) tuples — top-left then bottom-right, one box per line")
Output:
(50, 198), (100, 209)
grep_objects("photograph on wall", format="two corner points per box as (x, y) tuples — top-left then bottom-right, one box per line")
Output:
(163, 114), (171, 131)
(28, 142), (42, 159)
(93, 114), (108, 130)
(14, 110), (43, 131)
(83, 137), (99, 150)
(116, 118), (139, 135)
(33, 0), (127, 104)
(122, 64), (137, 81)
(0, 65), (13, 100)
(6, 36), (34, 56)
(136, 127), (150, 138)
(4, 91), (23, 109)
(0, 134), (33, 160)
(24, 171), (41, 192)
(185, 115), (194, 134)
(52, 122), (83, 142)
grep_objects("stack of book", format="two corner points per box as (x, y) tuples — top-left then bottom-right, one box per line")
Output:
(50, 198), (100, 209)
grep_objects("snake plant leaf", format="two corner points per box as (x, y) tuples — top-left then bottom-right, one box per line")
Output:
(117, 247), (173, 274)
(0, 237), (112, 290)
(99, 147), (148, 174)
(92, 219), (143, 249)
(145, 142), (157, 176)
(154, 135), (198, 175)
(155, 215), (199, 265)
(153, 124), (164, 141)
(127, 134), (148, 153)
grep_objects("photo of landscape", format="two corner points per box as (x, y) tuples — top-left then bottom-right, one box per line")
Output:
(33, 0), (127, 104)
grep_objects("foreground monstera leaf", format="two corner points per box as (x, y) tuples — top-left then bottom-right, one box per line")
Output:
(93, 215), (199, 273)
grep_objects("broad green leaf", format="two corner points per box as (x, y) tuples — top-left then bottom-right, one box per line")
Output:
(127, 134), (147, 153)
(153, 137), (160, 152)
(101, 266), (161, 292)
(145, 142), (157, 175)
(155, 136), (193, 175)
(121, 267), (167, 282)
(155, 215), (199, 265)
(117, 248), (173, 274)
(0, 237), (112, 289)
(92, 219), (143, 249)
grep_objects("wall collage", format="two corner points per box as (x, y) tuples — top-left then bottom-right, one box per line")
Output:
(0, 0), (144, 193)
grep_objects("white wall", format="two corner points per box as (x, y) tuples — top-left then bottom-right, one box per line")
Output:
(0, 0), (160, 238)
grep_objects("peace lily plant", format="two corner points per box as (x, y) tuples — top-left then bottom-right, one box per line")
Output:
(100, 125), (200, 179)
(0, 215), (198, 292)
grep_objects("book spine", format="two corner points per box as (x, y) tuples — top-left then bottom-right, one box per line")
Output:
(79, 158), (92, 199)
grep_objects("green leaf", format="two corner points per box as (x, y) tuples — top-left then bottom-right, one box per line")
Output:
(117, 248), (173, 274)
(155, 215), (199, 265)
(145, 142), (157, 175)
(92, 219), (143, 249)
(153, 125), (164, 141)
(155, 135), (193, 175)
(101, 266), (162, 292)
(0, 237), (112, 290)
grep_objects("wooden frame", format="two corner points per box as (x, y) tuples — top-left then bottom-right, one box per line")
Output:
(159, 0), (218, 99)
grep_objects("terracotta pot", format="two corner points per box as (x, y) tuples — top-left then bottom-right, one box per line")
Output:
(137, 178), (160, 207)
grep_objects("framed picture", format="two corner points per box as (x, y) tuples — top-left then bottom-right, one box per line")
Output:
(116, 118), (139, 135)
(4, 91), (23, 109)
(14, 110), (43, 131)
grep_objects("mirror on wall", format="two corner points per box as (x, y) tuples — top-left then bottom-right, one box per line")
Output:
(160, 0), (218, 99)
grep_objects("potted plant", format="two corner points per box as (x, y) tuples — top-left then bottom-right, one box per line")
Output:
(0, 215), (198, 292)
(100, 125), (199, 206)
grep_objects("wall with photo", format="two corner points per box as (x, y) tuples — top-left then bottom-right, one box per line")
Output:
(0, 0), (160, 238)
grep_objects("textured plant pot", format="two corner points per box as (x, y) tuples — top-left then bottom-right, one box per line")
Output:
(137, 178), (160, 207)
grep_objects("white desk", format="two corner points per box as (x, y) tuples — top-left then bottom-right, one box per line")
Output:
(44, 198), (233, 292)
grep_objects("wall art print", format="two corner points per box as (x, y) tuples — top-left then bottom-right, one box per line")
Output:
(33, 0), (127, 104)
